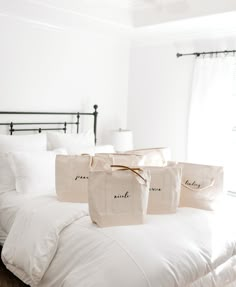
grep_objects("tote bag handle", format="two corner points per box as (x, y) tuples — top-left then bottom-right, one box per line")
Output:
(111, 165), (147, 183)
(181, 179), (215, 191)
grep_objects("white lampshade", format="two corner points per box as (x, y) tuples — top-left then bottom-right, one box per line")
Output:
(111, 129), (133, 152)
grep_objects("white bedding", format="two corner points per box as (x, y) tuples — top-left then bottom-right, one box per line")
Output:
(0, 191), (26, 234)
(2, 195), (236, 287)
(0, 143), (114, 237)
(0, 191), (61, 235)
(0, 228), (7, 245)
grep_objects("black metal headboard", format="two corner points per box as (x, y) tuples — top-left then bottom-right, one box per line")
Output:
(0, 105), (98, 144)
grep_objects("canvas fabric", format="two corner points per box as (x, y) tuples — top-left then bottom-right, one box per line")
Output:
(56, 155), (92, 203)
(93, 153), (144, 170)
(178, 162), (224, 210)
(88, 165), (150, 227)
(145, 164), (182, 214)
(125, 148), (171, 166)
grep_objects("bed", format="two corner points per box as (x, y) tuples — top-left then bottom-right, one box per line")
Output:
(0, 107), (236, 287)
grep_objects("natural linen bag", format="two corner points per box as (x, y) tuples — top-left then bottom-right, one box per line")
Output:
(125, 147), (171, 167)
(145, 164), (182, 214)
(92, 153), (144, 170)
(88, 165), (150, 227)
(56, 154), (92, 202)
(178, 162), (224, 210)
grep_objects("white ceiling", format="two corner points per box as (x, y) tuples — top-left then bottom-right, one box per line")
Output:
(133, 11), (236, 46)
(1, 0), (236, 41)
(28, 0), (236, 27)
(1, 0), (236, 27)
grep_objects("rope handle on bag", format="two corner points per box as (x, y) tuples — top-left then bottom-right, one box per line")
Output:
(181, 178), (215, 191)
(111, 165), (147, 183)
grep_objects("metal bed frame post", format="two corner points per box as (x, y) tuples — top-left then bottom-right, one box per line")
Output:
(93, 105), (98, 145)
(10, 122), (13, 135)
(76, 113), (80, 134)
(0, 105), (98, 144)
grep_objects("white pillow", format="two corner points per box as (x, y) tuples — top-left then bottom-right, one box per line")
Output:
(0, 134), (47, 152)
(47, 131), (95, 155)
(7, 150), (66, 195)
(94, 145), (115, 154)
(0, 134), (47, 194)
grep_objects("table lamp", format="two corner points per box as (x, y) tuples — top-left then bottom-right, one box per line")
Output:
(111, 129), (133, 152)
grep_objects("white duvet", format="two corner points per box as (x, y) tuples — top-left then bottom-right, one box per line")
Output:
(2, 196), (236, 287)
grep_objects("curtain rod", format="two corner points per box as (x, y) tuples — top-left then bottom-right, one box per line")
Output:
(176, 49), (236, 58)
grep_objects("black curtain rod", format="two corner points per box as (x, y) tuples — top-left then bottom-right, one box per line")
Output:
(177, 49), (236, 58)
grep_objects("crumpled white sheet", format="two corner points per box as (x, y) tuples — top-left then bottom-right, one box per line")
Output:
(1, 197), (88, 285)
(2, 196), (236, 287)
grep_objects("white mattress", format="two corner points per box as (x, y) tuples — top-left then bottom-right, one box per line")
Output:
(2, 195), (236, 287)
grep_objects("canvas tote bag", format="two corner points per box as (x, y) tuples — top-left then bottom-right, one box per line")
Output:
(88, 165), (150, 227)
(92, 153), (144, 170)
(145, 164), (182, 214)
(178, 162), (224, 210)
(125, 147), (171, 167)
(56, 154), (92, 202)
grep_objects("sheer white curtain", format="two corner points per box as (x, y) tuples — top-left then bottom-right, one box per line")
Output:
(187, 54), (235, 171)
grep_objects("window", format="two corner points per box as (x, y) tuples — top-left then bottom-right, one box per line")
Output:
(187, 54), (236, 195)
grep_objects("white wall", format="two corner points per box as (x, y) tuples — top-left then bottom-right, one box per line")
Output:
(2, 2), (236, 154)
(0, 14), (130, 144)
(127, 44), (193, 160)
(128, 36), (236, 161)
